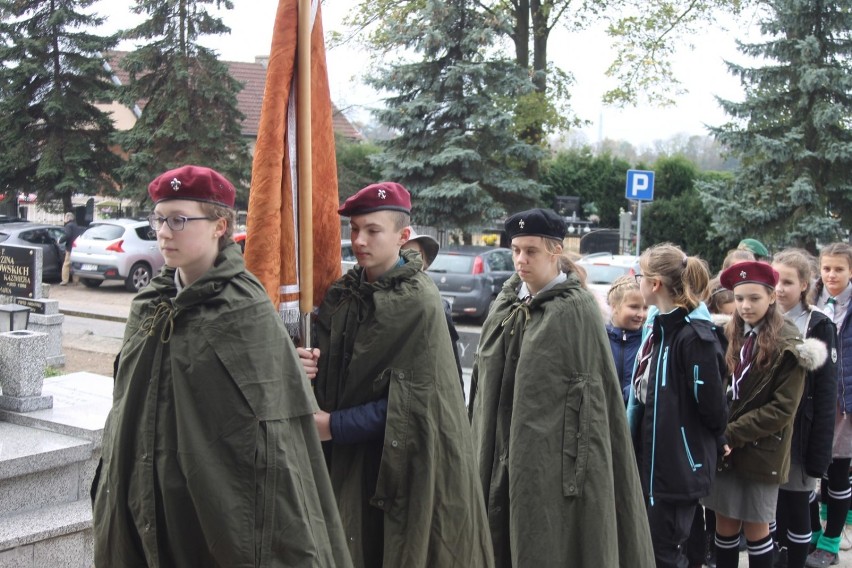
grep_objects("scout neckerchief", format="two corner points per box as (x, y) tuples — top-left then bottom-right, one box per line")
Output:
(731, 327), (758, 400)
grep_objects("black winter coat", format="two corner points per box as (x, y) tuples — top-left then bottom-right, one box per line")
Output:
(789, 308), (837, 481)
(633, 305), (729, 504)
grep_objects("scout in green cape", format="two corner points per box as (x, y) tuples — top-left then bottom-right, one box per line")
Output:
(469, 207), (655, 567)
(302, 182), (493, 568)
(91, 165), (351, 567)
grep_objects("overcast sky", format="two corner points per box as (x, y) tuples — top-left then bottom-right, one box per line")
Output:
(92, 0), (765, 147)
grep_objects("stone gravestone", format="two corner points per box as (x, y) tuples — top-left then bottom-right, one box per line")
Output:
(0, 329), (52, 412)
(0, 243), (41, 299)
(0, 243), (64, 365)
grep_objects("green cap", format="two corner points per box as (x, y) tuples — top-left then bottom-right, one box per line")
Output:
(738, 238), (770, 259)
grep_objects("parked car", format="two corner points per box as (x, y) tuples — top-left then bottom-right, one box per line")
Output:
(340, 239), (356, 274)
(70, 219), (165, 292)
(427, 246), (515, 323)
(576, 252), (641, 318)
(233, 231), (246, 253)
(0, 222), (66, 281)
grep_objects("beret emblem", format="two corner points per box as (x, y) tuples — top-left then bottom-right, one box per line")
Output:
(378, 188), (387, 199)
(740, 270), (747, 279)
(518, 219), (525, 229)
(170, 178), (181, 191)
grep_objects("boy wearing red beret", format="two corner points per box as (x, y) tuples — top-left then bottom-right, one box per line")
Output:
(299, 182), (493, 567)
(91, 165), (351, 567)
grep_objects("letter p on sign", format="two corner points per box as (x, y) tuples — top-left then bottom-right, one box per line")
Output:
(625, 169), (655, 201)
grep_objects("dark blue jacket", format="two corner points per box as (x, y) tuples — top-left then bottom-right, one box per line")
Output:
(627, 303), (728, 505)
(606, 323), (642, 402)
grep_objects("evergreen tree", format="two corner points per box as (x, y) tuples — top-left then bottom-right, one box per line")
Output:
(540, 148), (631, 227)
(699, 0), (852, 252)
(116, 0), (250, 205)
(366, 0), (545, 230)
(0, 0), (121, 212)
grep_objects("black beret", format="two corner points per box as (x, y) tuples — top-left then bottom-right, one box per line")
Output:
(505, 208), (566, 241)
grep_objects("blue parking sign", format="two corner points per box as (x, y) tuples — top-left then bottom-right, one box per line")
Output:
(625, 170), (655, 201)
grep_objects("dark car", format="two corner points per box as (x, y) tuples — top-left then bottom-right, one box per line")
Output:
(0, 222), (67, 281)
(427, 246), (515, 323)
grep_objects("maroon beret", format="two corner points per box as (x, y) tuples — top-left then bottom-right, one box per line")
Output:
(338, 182), (411, 217)
(720, 261), (779, 290)
(148, 165), (235, 208)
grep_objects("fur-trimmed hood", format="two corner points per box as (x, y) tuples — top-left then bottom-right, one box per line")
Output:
(796, 337), (829, 371)
(710, 313), (732, 328)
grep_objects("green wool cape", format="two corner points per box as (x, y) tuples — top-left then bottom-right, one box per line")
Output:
(314, 250), (494, 568)
(92, 243), (352, 568)
(469, 273), (655, 568)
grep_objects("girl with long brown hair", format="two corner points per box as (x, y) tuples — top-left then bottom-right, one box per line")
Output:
(705, 261), (816, 568)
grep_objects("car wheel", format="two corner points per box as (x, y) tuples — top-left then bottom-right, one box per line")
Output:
(125, 262), (152, 292)
(81, 278), (102, 288)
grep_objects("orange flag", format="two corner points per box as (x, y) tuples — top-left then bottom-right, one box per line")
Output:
(245, 0), (341, 337)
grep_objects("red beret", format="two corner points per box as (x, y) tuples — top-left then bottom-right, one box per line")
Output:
(720, 261), (779, 290)
(148, 165), (235, 208)
(338, 182), (411, 217)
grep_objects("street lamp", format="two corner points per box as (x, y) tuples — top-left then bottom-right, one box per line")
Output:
(0, 304), (31, 332)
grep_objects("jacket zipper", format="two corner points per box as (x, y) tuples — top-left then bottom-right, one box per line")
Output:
(661, 346), (669, 387)
(693, 364), (703, 402)
(680, 427), (702, 471)
(649, 327), (665, 506)
(621, 330), (627, 384)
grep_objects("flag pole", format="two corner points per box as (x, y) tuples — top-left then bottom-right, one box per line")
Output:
(297, 0), (313, 347)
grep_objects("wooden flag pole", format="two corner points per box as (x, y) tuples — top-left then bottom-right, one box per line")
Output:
(297, 0), (313, 347)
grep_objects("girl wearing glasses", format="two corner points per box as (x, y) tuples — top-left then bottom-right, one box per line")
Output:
(627, 243), (728, 568)
(91, 165), (350, 567)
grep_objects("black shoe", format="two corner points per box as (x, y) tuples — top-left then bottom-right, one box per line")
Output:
(705, 532), (717, 568)
(774, 545), (788, 568)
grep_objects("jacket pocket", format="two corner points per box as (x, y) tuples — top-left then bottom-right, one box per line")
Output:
(680, 427), (703, 472)
(563, 372), (591, 498)
(371, 368), (412, 512)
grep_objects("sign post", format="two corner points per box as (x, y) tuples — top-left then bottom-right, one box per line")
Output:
(625, 170), (655, 256)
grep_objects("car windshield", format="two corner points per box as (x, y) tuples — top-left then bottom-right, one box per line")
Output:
(80, 224), (124, 241)
(580, 264), (632, 285)
(428, 254), (474, 274)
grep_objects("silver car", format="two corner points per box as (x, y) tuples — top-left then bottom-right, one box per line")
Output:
(70, 219), (164, 292)
(0, 222), (67, 281)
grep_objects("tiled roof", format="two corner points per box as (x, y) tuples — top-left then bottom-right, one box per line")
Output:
(104, 51), (363, 141)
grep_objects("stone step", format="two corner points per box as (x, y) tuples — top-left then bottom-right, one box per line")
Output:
(0, 499), (92, 565)
(0, 372), (112, 447)
(0, 423), (92, 516)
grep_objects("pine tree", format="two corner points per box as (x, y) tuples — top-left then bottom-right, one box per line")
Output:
(116, 0), (250, 205)
(699, 0), (852, 252)
(366, 0), (546, 230)
(0, 0), (122, 212)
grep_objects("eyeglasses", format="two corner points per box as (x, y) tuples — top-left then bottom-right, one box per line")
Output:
(148, 214), (215, 232)
(634, 274), (644, 284)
